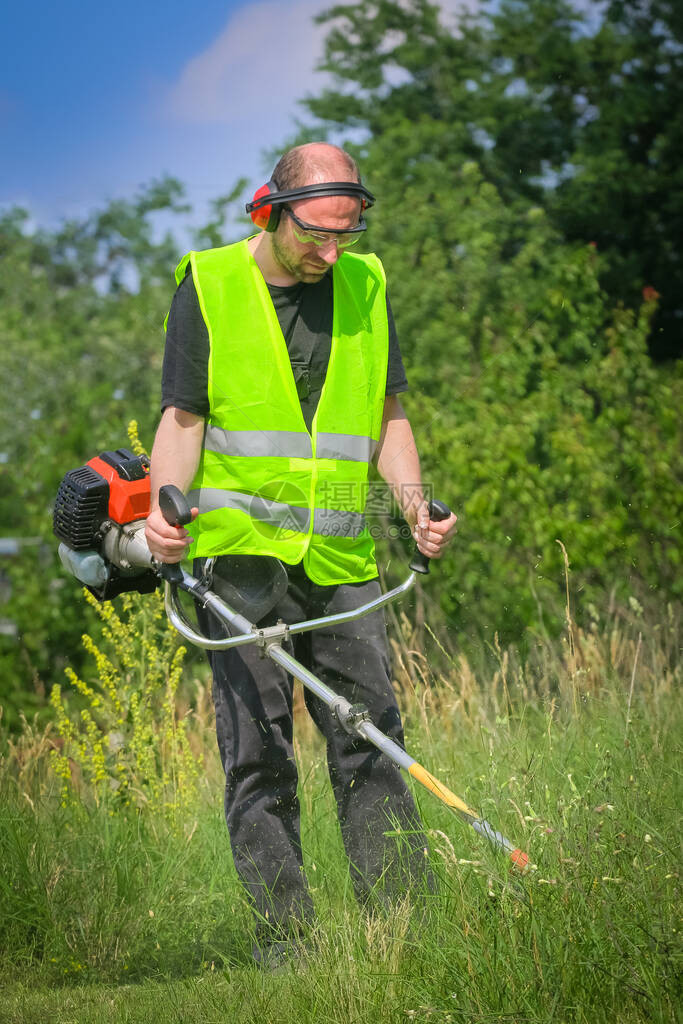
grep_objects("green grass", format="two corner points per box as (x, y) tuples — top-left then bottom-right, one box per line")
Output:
(1, 615), (681, 1023)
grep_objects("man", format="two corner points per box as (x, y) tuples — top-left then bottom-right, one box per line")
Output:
(145, 143), (457, 962)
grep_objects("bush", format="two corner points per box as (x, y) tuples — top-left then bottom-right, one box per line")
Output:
(49, 589), (201, 822)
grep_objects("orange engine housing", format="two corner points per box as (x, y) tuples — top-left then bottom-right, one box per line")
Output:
(87, 453), (151, 525)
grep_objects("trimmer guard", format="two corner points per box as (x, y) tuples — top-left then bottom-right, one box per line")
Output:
(195, 554), (290, 625)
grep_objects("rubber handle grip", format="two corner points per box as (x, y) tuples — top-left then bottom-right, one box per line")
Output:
(157, 485), (193, 584)
(158, 484), (193, 527)
(409, 499), (451, 575)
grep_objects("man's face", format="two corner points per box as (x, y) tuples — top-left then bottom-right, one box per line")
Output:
(271, 192), (362, 284)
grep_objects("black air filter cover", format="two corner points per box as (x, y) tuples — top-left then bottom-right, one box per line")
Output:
(53, 465), (109, 550)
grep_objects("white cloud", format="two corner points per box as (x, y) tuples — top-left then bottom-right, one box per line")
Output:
(167, 0), (331, 125)
(166, 0), (480, 126)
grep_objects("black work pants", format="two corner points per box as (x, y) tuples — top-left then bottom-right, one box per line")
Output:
(196, 563), (429, 938)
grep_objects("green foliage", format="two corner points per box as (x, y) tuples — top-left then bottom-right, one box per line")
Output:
(0, 775), (247, 985)
(0, 194), (178, 726)
(0, 181), (246, 725)
(308, 0), (683, 358)
(49, 589), (201, 820)
(1, 0), (681, 722)
(47, 176), (190, 290)
(493, 0), (683, 359)
(364, 137), (681, 645)
(0, 615), (680, 1020)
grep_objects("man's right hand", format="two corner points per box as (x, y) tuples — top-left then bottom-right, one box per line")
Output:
(144, 505), (198, 564)
(145, 407), (204, 563)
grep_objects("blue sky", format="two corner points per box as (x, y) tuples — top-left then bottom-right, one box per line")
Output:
(1, 0), (473, 229)
(1, 0), (325, 225)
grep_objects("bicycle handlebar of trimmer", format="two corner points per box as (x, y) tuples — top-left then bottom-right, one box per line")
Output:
(159, 484), (193, 527)
(409, 499), (452, 574)
(157, 484), (194, 584)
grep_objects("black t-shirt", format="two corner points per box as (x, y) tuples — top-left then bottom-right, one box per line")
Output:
(162, 266), (408, 431)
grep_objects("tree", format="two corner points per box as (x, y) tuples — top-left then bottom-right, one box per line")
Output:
(491, 0), (683, 360)
(0, 180), (247, 727)
(306, 0), (683, 358)
(356, 126), (681, 646)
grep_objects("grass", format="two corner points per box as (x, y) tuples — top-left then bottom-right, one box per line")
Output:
(0, 600), (681, 1023)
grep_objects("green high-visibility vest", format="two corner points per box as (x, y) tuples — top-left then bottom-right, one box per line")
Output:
(172, 239), (389, 585)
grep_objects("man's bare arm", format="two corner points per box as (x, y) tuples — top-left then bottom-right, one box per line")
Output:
(145, 407), (204, 563)
(375, 395), (425, 527)
(374, 395), (457, 558)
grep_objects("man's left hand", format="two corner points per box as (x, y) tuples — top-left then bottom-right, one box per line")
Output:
(412, 503), (458, 559)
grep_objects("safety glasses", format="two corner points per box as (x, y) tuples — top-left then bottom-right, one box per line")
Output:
(284, 208), (366, 248)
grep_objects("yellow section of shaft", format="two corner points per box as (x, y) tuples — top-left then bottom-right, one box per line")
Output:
(408, 762), (478, 819)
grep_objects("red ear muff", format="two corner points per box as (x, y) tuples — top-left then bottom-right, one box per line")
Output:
(248, 181), (283, 232)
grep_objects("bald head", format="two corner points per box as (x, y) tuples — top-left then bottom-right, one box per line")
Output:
(272, 143), (360, 190)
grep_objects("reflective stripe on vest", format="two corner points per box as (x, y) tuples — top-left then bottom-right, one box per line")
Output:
(204, 424), (377, 463)
(188, 487), (309, 533)
(316, 432), (377, 462)
(205, 425), (312, 459)
(188, 488), (366, 538)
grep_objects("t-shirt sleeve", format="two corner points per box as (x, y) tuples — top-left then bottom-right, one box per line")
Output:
(385, 292), (409, 395)
(161, 270), (210, 417)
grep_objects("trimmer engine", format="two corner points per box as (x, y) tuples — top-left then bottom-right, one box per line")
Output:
(53, 448), (159, 600)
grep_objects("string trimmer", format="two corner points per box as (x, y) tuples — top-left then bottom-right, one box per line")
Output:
(54, 446), (529, 872)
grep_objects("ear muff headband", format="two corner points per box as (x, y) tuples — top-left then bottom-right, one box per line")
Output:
(246, 180), (375, 232)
